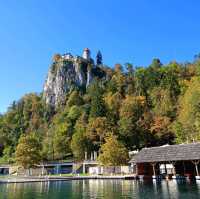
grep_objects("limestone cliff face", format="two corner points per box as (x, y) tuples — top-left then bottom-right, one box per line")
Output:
(43, 55), (99, 107)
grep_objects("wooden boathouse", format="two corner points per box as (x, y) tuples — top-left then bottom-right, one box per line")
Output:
(130, 143), (200, 179)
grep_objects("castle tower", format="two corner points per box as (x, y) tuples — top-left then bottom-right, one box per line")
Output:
(82, 48), (91, 60)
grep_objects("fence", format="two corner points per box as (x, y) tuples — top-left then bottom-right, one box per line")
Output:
(89, 166), (131, 175)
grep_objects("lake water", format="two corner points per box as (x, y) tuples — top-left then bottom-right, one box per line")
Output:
(0, 179), (200, 199)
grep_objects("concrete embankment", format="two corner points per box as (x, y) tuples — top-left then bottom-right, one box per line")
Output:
(0, 175), (137, 183)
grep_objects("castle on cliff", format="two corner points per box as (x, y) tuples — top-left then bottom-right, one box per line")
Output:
(61, 48), (102, 66)
(43, 48), (104, 107)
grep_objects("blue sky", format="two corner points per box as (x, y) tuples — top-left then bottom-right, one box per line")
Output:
(0, 0), (200, 113)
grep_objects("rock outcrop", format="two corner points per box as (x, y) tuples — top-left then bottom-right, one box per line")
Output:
(43, 49), (104, 107)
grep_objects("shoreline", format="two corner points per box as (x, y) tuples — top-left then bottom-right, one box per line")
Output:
(0, 175), (137, 183)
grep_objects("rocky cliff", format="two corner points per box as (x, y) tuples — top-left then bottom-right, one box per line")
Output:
(43, 50), (104, 107)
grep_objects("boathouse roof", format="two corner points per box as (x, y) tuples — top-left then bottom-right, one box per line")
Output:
(131, 143), (200, 163)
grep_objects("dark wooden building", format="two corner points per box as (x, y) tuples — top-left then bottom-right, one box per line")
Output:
(130, 143), (200, 179)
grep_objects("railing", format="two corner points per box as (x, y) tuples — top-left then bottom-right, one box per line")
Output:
(83, 160), (98, 164)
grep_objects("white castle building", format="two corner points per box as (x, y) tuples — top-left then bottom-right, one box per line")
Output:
(82, 48), (91, 60)
(61, 48), (91, 62)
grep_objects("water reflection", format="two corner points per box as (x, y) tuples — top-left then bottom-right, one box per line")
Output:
(0, 179), (200, 199)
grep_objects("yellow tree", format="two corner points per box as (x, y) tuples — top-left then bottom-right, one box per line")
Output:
(53, 54), (61, 62)
(104, 92), (123, 124)
(98, 134), (129, 166)
(111, 64), (126, 94)
(119, 95), (145, 136)
(15, 133), (41, 169)
(176, 77), (200, 142)
(86, 117), (111, 147)
(150, 87), (174, 117)
(118, 95), (146, 149)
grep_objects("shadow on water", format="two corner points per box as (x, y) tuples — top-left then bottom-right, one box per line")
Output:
(0, 179), (200, 199)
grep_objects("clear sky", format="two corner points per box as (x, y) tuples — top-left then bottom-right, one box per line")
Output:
(0, 0), (200, 113)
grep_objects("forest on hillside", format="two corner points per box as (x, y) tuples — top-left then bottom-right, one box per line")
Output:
(1, 55), (200, 167)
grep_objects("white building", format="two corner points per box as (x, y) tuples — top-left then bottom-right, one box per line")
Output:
(82, 48), (91, 60)
(62, 53), (73, 60)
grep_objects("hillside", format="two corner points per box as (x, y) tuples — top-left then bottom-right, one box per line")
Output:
(0, 49), (200, 165)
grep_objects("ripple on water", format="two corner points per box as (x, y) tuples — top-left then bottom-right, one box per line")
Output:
(0, 179), (200, 199)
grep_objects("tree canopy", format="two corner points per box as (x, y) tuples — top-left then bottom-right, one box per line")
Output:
(1, 56), (200, 165)
(98, 134), (129, 166)
(15, 133), (41, 169)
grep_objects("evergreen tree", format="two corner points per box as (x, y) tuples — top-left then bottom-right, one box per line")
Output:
(96, 50), (103, 65)
(53, 122), (72, 160)
(71, 115), (90, 161)
(88, 81), (106, 118)
(150, 58), (162, 68)
(67, 90), (83, 107)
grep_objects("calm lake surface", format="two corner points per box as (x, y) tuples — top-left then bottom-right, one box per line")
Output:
(0, 179), (200, 199)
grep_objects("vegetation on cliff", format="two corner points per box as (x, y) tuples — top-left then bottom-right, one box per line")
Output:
(1, 54), (200, 166)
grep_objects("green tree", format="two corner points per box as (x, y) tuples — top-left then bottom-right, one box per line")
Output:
(67, 105), (82, 121)
(71, 115), (90, 161)
(134, 67), (148, 96)
(171, 122), (185, 144)
(88, 81), (106, 118)
(67, 91), (83, 107)
(53, 122), (72, 160)
(150, 58), (162, 68)
(96, 50), (103, 65)
(41, 127), (55, 161)
(174, 77), (200, 142)
(71, 129), (86, 161)
(118, 95), (146, 149)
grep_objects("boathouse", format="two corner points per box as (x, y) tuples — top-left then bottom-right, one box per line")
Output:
(130, 143), (200, 179)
